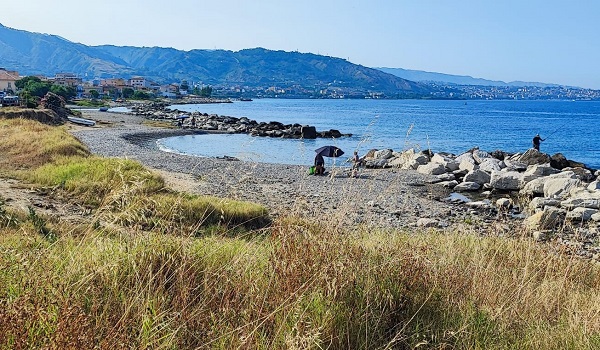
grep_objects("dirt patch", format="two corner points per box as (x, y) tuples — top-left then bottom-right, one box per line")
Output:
(0, 177), (91, 225)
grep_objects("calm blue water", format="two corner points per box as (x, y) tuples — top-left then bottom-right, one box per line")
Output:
(157, 99), (600, 168)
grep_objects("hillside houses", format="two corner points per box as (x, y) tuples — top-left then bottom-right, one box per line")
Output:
(0, 68), (19, 92)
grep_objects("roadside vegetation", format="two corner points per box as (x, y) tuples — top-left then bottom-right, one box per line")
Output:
(1, 115), (599, 349)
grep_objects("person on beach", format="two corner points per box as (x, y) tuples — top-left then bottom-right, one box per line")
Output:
(314, 153), (325, 175)
(191, 116), (196, 128)
(351, 150), (362, 178)
(532, 134), (544, 151)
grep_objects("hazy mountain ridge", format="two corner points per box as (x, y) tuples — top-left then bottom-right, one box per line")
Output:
(377, 67), (564, 88)
(0, 23), (427, 95)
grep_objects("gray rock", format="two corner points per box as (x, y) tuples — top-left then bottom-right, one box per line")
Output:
(518, 149), (551, 165)
(543, 178), (582, 199)
(588, 181), (600, 191)
(436, 173), (456, 181)
(490, 170), (523, 190)
(529, 197), (561, 212)
(503, 159), (528, 172)
(520, 178), (546, 196)
(591, 212), (600, 222)
(364, 158), (389, 169)
(496, 198), (512, 209)
(454, 181), (481, 192)
(566, 207), (598, 222)
(563, 167), (594, 181)
(374, 149), (394, 160)
(524, 207), (566, 230)
(473, 149), (492, 164)
(439, 180), (459, 188)
(417, 162), (446, 175)
(522, 164), (560, 183)
(561, 198), (600, 210)
(479, 158), (503, 173)
(417, 218), (439, 228)
(459, 158), (479, 172)
(464, 169), (491, 185)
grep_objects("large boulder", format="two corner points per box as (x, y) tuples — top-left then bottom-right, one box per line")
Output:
(431, 153), (459, 171)
(417, 162), (446, 175)
(503, 159), (528, 172)
(562, 167), (594, 181)
(301, 125), (317, 139)
(566, 207), (598, 222)
(524, 207), (566, 230)
(517, 149), (551, 165)
(364, 158), (389, 168)
(374, 149), (394, 160)
(454, 181), (481, 192)
(522, 164), (560, 183)
(473, 149), (492, 164)
(521, 178), (546, 196)
(561, 198), (600, 210)
(490, 171), (523, 190)
(543, 177), (582, 199)
(479, 158), (503, 173)
(550, 153), (570, 170)
(459, 158), (479, 172)
(529, 197), (561, 213)
(464, 169), (491, 185)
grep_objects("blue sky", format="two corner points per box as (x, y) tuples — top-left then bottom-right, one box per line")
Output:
(2, 0), (599, 88)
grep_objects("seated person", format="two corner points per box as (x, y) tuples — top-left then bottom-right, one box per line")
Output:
(314, 153), (325, 175)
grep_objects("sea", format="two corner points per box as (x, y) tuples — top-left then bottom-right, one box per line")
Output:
(154, 99), (600, 169)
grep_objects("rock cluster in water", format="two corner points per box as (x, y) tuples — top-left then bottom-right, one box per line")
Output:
(130, 103), (352, 139)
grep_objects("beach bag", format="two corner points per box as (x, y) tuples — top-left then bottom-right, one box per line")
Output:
(309, 166), (315, 175)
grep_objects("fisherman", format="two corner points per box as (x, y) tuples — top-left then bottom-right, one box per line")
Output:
(532, 134), (545, 151)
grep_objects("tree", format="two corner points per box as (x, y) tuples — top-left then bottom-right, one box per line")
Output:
(122, 87), (134, 99)
(25, 81), (52, 98)
(133, 91), (151, 100)
(15, 76), (42, 90)
(49, 85), (76, 101)
(89, 90), (100, 99)
(180, 80), (189, 92)
(200, 86), (213, 97)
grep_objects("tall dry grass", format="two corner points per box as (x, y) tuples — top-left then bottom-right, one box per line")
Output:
(2, 115), (600, 349)
(1, 214), (600, 349)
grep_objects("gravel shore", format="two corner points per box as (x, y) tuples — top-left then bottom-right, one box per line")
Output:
(71, 110), (502, 231)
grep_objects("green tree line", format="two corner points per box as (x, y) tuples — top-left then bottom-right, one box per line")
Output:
(16, 77), (76, 107)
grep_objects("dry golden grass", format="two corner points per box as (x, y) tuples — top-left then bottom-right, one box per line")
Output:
(0, 119), (89, 171)
(1, 216), (599, 349)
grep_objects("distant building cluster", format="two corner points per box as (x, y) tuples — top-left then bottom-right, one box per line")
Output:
(2, 67), (600, 101)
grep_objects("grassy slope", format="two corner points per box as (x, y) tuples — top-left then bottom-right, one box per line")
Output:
(1, 117), (599, 349)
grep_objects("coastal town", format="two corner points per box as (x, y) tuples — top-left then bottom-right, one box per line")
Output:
(3, 67), (600, 105)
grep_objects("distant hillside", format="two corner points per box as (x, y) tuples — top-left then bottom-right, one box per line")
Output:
(377, 67), (562, 88)
(0, 23), (429, 96)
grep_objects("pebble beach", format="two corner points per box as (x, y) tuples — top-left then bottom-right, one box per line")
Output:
(71, 109), (492, 231)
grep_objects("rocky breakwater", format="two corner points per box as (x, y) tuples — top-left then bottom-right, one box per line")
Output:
(360, 146), (600, 259)
(130, 103), (352, 139)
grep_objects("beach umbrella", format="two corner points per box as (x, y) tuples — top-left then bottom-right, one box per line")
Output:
(315, 145), (344, 157)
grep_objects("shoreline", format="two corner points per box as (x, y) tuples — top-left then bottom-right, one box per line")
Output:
(72, 109), (482, 231)
(67, 109), (600, 261)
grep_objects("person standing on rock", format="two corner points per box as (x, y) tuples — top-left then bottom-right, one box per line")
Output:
(532, 134), (545, 151)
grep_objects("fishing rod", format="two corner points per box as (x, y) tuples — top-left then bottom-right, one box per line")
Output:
(542, 120), (571, 140)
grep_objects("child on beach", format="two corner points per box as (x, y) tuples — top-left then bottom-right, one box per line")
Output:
(351, 150), (362, 177)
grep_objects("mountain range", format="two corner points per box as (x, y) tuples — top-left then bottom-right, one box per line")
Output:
(0, 23), (428, 96)
(376, 67), (563, 88)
